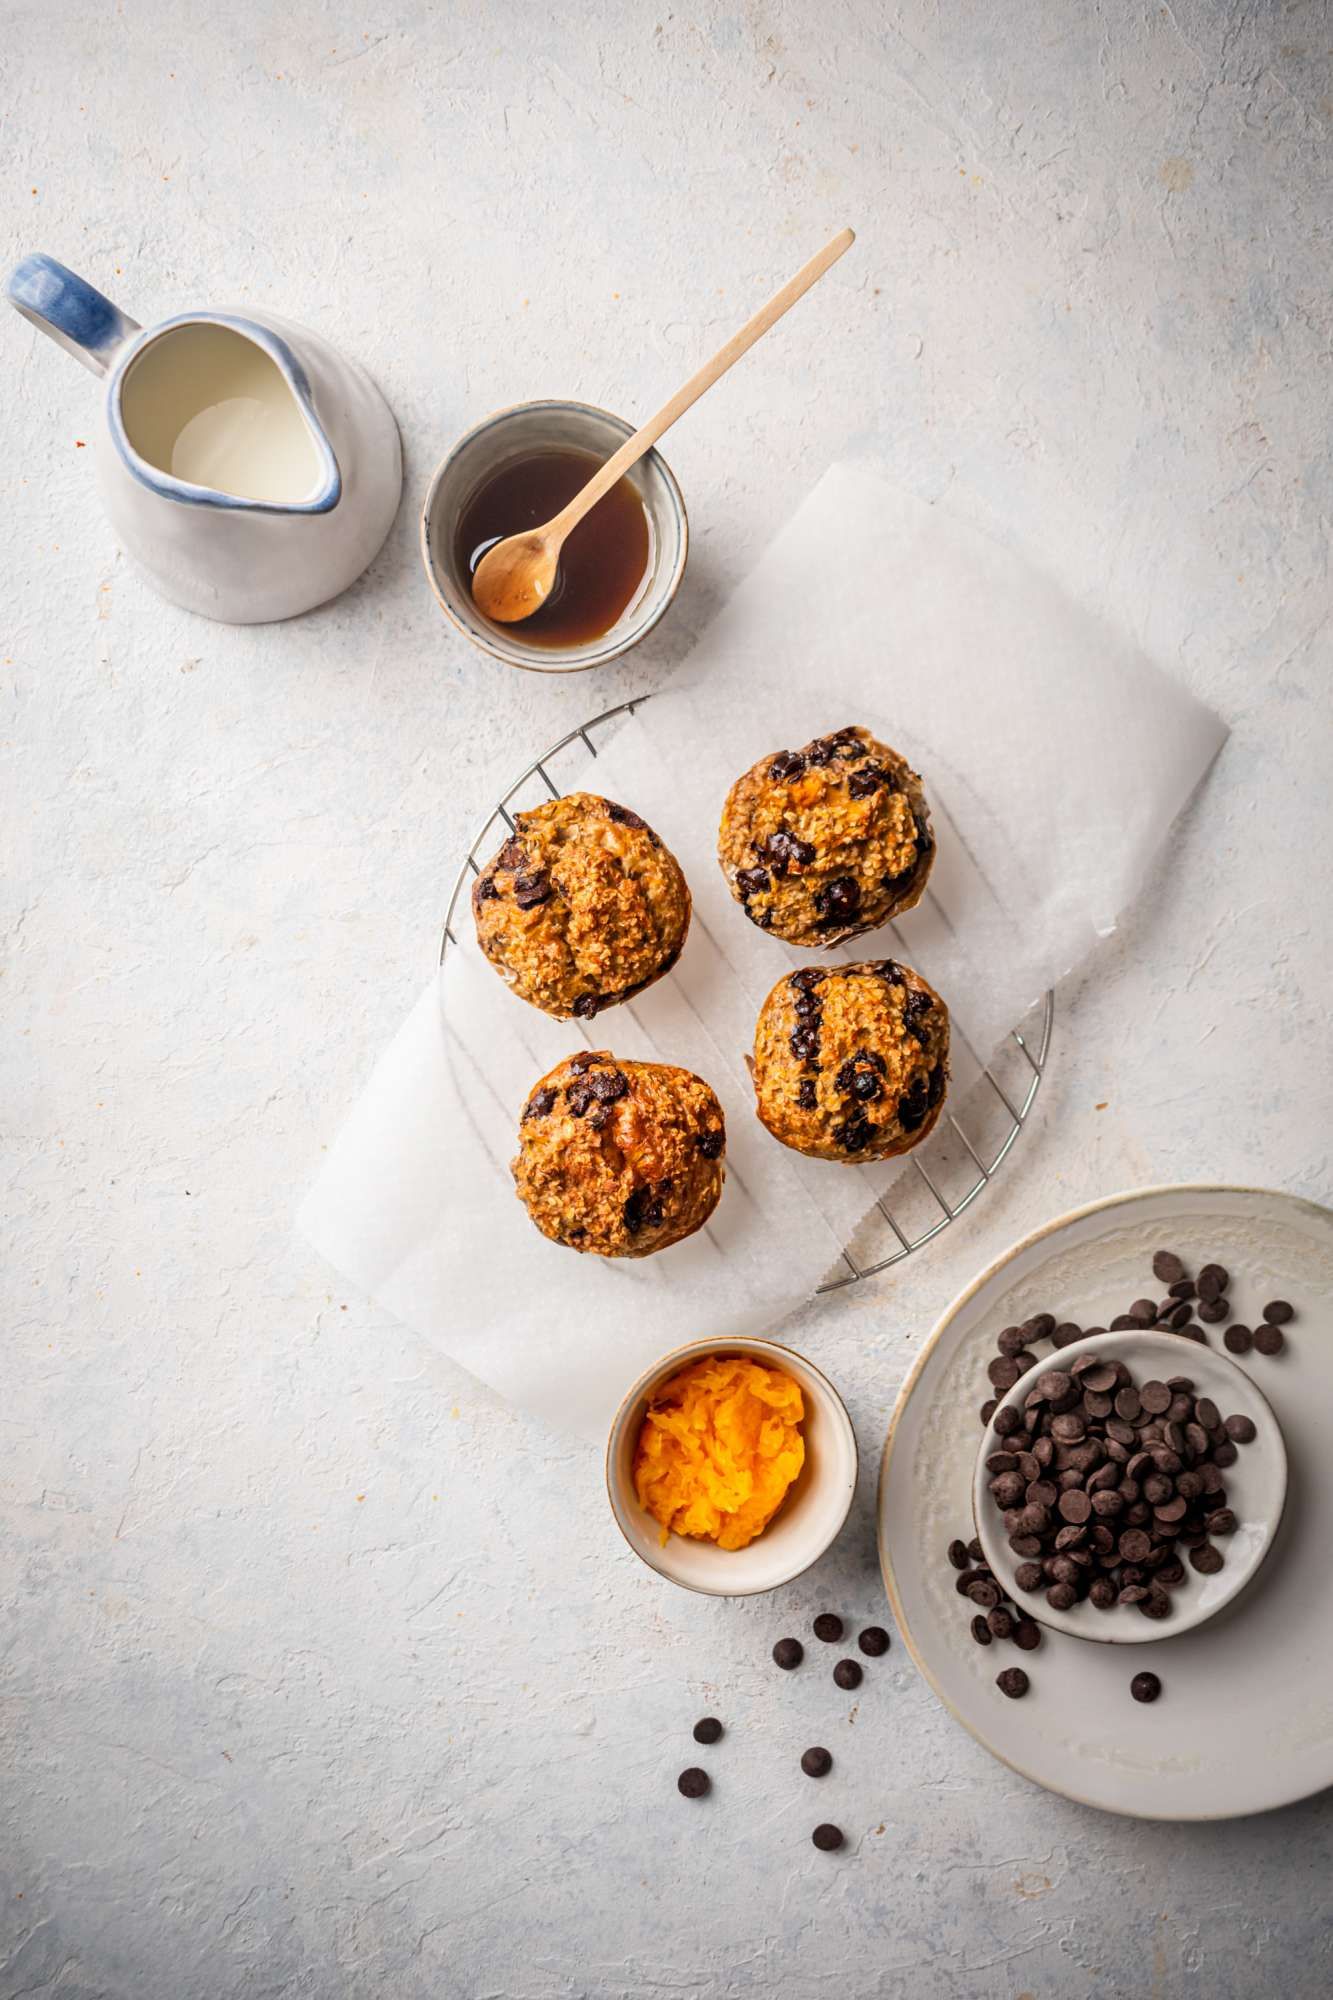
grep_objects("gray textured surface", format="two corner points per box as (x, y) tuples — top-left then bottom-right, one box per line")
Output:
(3, 2), (1332, 1996)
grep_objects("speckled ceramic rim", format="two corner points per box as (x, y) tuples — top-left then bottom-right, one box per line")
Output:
(877, 1181), (1333, 1820)
(970, 1326), (1288, 1645)
(419, 398), (688, 673)
(606, 1335), (858, 1598)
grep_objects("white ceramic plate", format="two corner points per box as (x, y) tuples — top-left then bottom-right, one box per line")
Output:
(972, 1328), (1288, 1643)
(878, 1183), (1333, 1819)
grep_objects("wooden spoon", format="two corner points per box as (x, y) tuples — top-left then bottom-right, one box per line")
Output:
(470, 227), (855, 624)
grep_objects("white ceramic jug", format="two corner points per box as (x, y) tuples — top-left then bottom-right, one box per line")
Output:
(7, 253), (402, 623)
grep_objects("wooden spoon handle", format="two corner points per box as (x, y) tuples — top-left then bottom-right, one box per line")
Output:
(549, 226), (855, 539)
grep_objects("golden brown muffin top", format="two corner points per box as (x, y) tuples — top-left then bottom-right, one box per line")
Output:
(474, 792), (690, 1019)
(512, 1051), (725, 1257)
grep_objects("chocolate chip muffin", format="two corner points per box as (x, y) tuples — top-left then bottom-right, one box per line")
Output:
(752, 960), (949, 1162)
(718, 726), (933, 946)
(512, 1051), (725, 1256)
(473, 793), (690, 1019)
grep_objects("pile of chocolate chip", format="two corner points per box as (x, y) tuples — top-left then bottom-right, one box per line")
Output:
(983, 1354), (1256, 1622)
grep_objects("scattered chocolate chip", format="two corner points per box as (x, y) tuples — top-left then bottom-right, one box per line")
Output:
(947, 1539), (970, 1569)
(857, 1627), (890, 1657)
(1189, 1541), (1224, 1574)
(812, 1823), (844, 1851)
(996, 1668), (1029, 1699)
(813, 1613), (844, 1643)
(1223, 1414), (1256, 1443)
(1223, 1324), (1254, 1353)
(1152, 1251), (1185, 1284)
(1012, 1620), (1041, 1651)
(693, 1718), (723, 1745)
(1197, 1263), (1229, 1296)
(772, 1638), (803, 1671)
(1254, 1324), (1285, 1355)
(833, 1660), (863, 1691)
(677, 1767), (710, 1798)
(1197, 1297), (1228, 1323)
(1263, 1300), (1294, 1325)
(970, 1614), (993, 1646)
(801, 1747), (833, 1778)
(1131, 1672), (1162, 1703)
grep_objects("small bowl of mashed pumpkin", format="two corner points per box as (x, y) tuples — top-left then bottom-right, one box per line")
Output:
(606, 1337), (858, 1595)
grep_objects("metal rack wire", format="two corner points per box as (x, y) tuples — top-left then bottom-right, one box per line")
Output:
(440, 698), (1053, 1291)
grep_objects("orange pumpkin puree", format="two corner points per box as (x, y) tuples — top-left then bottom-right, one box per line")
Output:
(632, 1353), (805, 1550)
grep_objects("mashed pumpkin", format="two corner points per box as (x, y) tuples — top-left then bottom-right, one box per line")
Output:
(632, 1353), (805, 1550)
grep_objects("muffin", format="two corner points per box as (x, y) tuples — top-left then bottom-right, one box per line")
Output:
(752, 960), (949, 1162)
(717, 726), (933, 946)
(473, 792), (690, 1019)
(512, 1051), (725, 1256)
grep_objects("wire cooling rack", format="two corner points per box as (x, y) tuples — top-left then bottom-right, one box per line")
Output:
(440, 698), (1053, 1292)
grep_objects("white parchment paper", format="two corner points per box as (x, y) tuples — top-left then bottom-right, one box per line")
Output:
(298, 463), (1227, 1440)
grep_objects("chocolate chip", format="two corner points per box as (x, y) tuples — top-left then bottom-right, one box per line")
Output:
(677, 1767), (710, 1797)
(572, 993), (601, 1019)
(1131, 1672), (1162, 1703)
(789, 1023), (821, 1062)
(1152, 1251), (1185, 1283)
(795, 1078), (818, 1111)
(768, 750), (806, 780)
(623, 1186), (665, 1233)
(475, 874), (500, 902)
(736, 866), (770, 899)
(897, 1075), (930, 1132)
(1128, 1298), (1157, 1325)
(947, 1538), (970, 1569)
(760, 828), (816, 876)
(1223, 1413), (1256, 1443)
(523, 1087), (556, 1121)
(833, 1112), (874, 1153)
(1012, 1620), (1041, 1651)
(811, 1823), (844, 1851)
(605, 799), (646, 829)
(801, 1747), (833, 1778)
(1254, 1324), (1285, 1355)
(833, 1660), (862, 1691)
(1198, 1263), (1229, 1296)
(813, 1613), (844, 1643)
(814, 875), (861, 925)
(847, 765), (885, 798)
(512, 869), (553, 910)
(1263, 1300), (1294, 1325)
(1189, 1541), (1224, 1574)
(696, 1129), (724, 1159)
(970, 1614), (993, 1645)
(996, 1668), (1029, 1699)
(772, 1638), (803, 1670)
(857, 1627), (890, 1657)
(693, 1717), (723, 1744)
(498, 837), (524, 870)
(1220, 1323), (1251, 1353)
(1197, 1297), (1228, 1323)
(1139, 1381), (1172, 1415)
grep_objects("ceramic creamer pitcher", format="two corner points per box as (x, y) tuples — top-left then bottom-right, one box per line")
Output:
(7, 253), (402, 623)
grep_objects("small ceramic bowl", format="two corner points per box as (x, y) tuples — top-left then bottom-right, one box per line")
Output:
(606, 1336), (858, 1596)
(973, 1328), (1288, 1644)
(420, 399), (688, 672)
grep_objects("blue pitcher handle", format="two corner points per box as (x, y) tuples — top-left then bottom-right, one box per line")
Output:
(6, 253), (140, 376)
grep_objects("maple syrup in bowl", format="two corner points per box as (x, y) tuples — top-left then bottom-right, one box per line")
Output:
(421, 400), (688, 672)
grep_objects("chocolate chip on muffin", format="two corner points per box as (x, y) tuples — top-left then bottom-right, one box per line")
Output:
(750, 961), (949, 1162)
(473, 792), (690, 1019)
(717, 726), (934, 946)
(511, 1052), (724, 1257)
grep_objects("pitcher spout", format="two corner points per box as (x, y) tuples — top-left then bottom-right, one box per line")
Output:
(110, 313), (342, 514)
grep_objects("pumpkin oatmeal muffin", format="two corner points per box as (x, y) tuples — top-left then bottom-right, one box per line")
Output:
(512, 1051), (725, 1256)
(752, 960), (949, 1162)
(718, 726), (933, 946)
(473, 792), (690, 1019)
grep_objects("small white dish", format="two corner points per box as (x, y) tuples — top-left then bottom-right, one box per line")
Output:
(420, 399), (688, 672)
(606, 1336), (858, 1597)
(972, 1328), (1287, 1644)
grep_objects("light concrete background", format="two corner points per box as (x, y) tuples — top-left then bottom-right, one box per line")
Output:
(3, 1), (1331, 1995)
